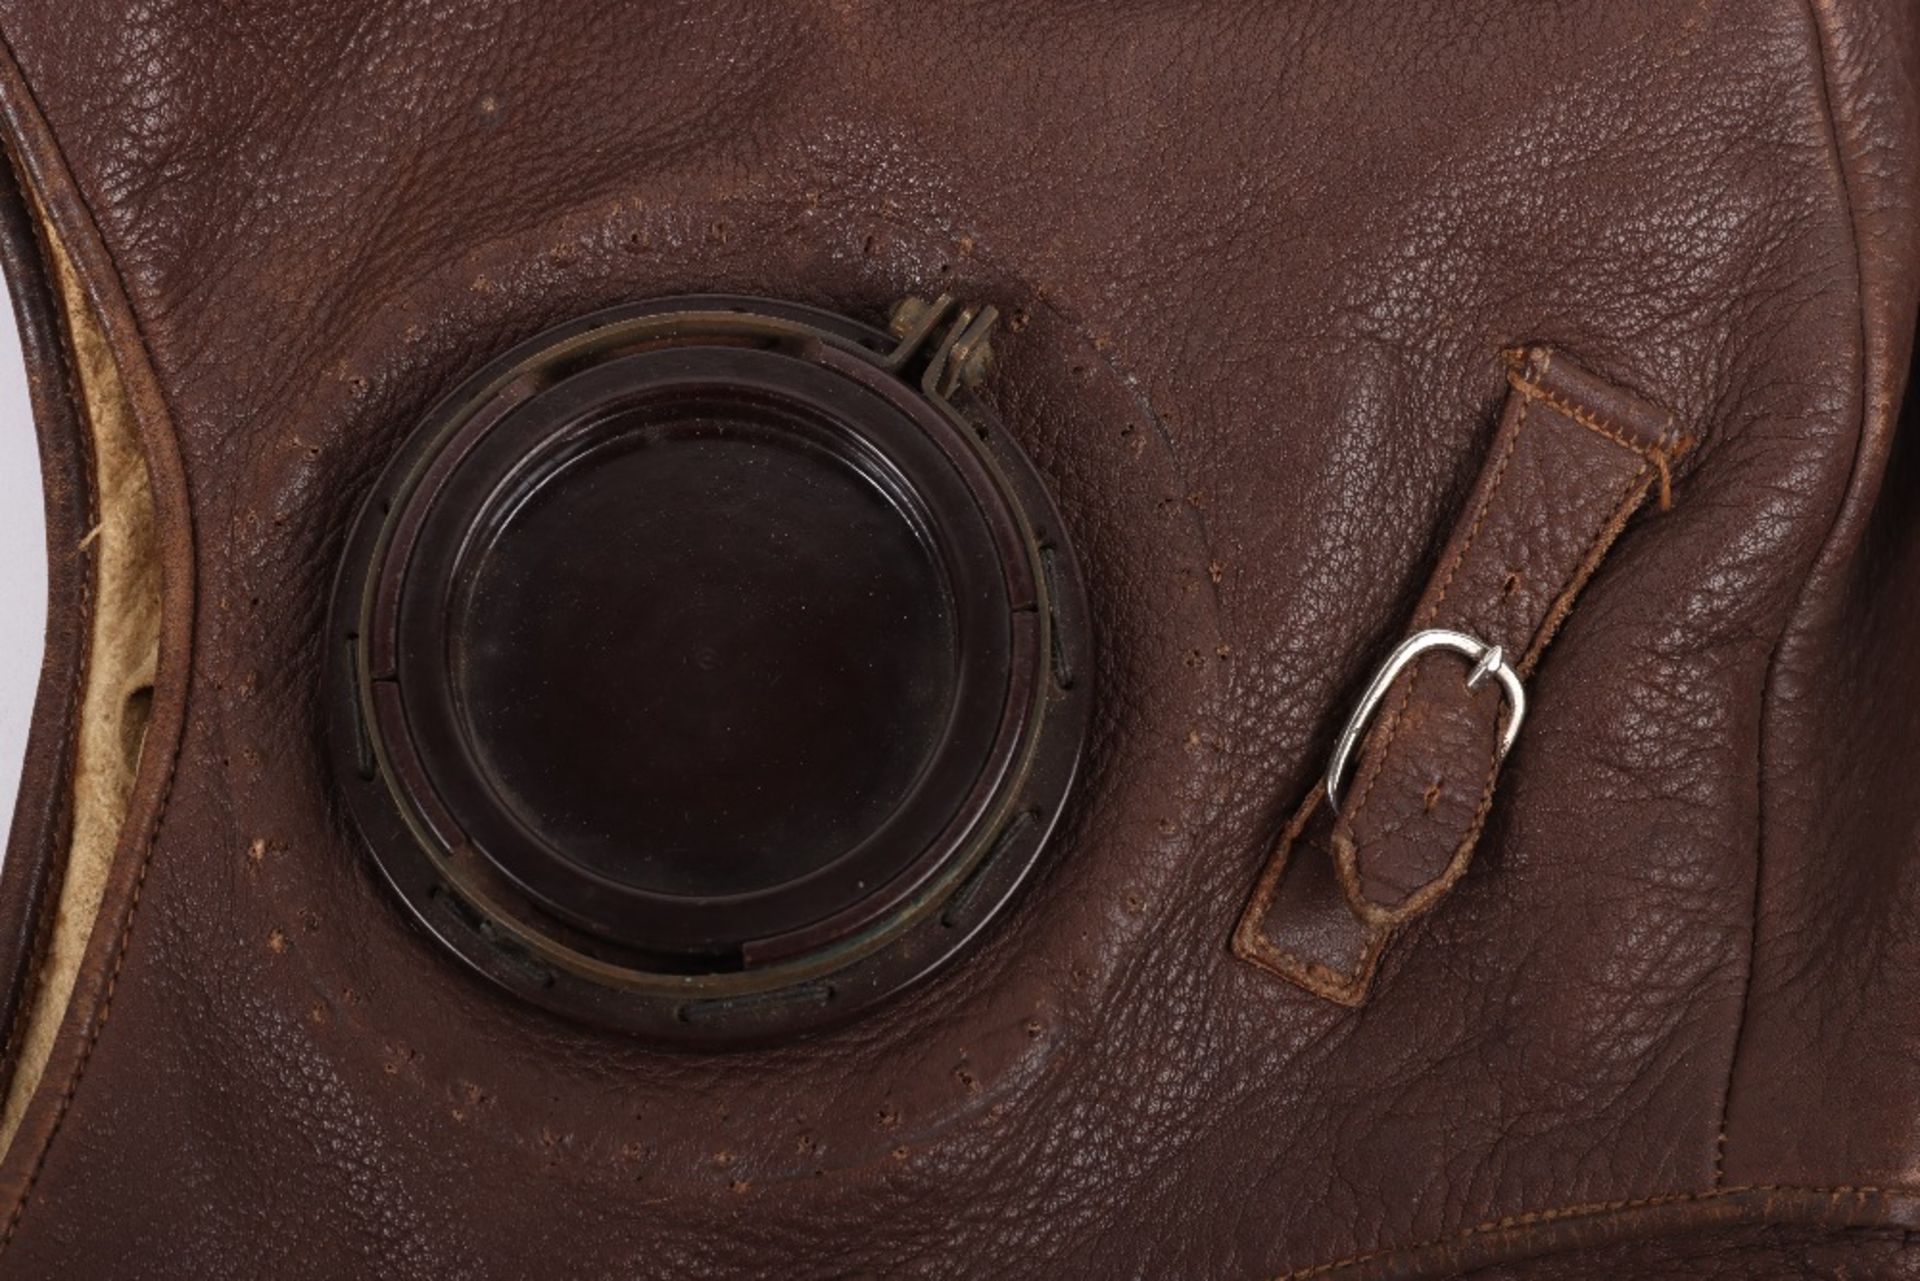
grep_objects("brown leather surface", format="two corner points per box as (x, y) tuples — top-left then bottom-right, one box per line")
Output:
(0, 1), (1916, 1277)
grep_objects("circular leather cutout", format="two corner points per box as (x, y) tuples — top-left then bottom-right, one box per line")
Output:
(327, 295), (1091, 1044)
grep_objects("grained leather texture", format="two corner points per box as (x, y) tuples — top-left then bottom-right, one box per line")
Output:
(0, 1), (1916, 1278)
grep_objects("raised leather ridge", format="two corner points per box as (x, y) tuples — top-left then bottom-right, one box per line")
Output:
(0, 141), (89, 1110)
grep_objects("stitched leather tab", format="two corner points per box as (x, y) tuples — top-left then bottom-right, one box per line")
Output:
(1234, 348), (1693, 1006)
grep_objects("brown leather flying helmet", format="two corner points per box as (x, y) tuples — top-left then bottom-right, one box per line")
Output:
(5, 2), (1920, 1276)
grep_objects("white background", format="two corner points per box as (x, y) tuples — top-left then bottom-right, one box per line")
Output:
(0, 293), (48, 850)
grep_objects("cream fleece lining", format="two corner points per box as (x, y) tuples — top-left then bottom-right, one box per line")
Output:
(0, 211), (159, 1153)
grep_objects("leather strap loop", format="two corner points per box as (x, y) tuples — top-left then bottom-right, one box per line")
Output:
(1233, 347), (1693, 1006)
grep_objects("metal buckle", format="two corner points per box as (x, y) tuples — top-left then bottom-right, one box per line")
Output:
(1324, 628), (1526, 815)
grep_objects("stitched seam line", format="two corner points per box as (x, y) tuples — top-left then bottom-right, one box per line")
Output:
(0, 764), (174, 1250)
(1273, 1181), (1918, 1280)
(1708, 0), (1874, 1193)
(1506, 370), (1692, 508)
(1504, 370), (1694, 458)
(0, 26), (190, 1255)
(0, 186), (99, 1086)
(1517, 460), (1655, 674)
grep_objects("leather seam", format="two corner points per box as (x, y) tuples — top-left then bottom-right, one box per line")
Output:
(0, 193), (96, 1086)
(1516, 458), (1656, 675)
(0, 25), (191, 1254)
(1504, 369), (1693, 508)
(1504, 370), (1690, 459)
(1232, 787), (1392, 1006)
(1708, 0), (1871, 1193)
(1272, 1181), (1920, 1280)
(0, 749), (174, 1251)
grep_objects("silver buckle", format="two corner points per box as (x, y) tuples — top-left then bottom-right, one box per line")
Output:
(1324, 628), (1527, 815)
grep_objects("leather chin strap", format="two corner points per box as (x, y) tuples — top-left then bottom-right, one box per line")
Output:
(1235, 347), (1694, 1007)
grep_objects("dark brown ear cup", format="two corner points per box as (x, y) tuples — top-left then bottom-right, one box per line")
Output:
(327, 295), (1090, 1044)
